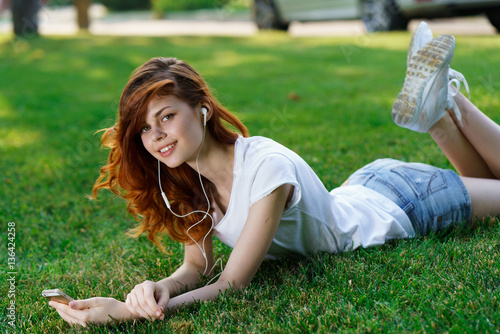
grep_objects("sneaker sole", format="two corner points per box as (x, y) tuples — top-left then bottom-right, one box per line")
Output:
(406, 21), (432, 66)
(392, 34), (455, 130)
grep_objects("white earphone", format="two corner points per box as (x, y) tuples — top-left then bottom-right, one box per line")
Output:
(201, 106), (207, 126)
(157, 105), (214, 275)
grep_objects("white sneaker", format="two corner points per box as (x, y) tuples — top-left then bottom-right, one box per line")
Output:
(407, 21), (433, 67)
(392, 34), (456, 133)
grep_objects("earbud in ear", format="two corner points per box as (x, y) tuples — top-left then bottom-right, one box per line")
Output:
(201, 107), (208, 126)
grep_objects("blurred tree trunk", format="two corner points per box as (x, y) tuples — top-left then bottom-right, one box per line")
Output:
(12, 0), (41, 38)
(74, 0), (92, 30)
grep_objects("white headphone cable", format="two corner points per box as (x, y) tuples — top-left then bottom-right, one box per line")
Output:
(157, 120), (215, 275)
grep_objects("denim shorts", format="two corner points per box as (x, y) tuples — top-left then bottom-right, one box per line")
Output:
(347, 158), (471, 235)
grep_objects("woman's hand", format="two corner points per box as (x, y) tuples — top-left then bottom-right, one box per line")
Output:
(49, 297), (136, 327)
(126, 280), (170, 320)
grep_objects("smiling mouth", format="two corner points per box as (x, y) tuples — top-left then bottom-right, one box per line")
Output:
(159, 142), (176, 155)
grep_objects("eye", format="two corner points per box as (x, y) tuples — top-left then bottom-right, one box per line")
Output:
(161, 114), (173, 123)
(140, 125), (150, 133)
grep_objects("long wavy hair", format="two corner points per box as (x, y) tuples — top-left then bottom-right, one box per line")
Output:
(92, 57), (249, 251)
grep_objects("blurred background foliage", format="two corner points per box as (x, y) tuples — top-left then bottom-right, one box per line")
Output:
(8, 0), (252, 38)
(149, 0), (250, 18)
(92, 0), (250, 12)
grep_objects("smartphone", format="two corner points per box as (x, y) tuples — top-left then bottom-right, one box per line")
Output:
(42, 289), (75, 305)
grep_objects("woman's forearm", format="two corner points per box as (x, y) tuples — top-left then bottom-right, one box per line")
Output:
(166, 279), (233, 311)
(156, 262), (206, 297)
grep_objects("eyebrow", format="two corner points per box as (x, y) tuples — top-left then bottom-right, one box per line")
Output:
(154, 105), (172, 118)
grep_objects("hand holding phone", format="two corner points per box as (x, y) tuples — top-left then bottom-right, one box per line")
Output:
(42, 289), (75, 305)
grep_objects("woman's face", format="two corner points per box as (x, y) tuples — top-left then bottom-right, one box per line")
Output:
(140, 95), (204, 169)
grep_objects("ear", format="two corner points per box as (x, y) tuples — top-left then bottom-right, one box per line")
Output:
(201, 107), (208, 125)
(198, 101), (213, 124)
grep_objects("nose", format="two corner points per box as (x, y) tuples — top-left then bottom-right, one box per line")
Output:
(152, 126), (166, 141)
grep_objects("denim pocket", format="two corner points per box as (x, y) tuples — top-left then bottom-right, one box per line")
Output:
(390, 164), (447, 200)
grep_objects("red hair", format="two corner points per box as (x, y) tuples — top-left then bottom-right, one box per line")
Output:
(92, 57), (249, 250)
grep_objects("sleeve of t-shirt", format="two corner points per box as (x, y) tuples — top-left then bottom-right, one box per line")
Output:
(249, 154), (301, 207)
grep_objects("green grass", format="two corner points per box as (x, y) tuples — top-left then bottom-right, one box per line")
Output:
(0, 31), (499, 333)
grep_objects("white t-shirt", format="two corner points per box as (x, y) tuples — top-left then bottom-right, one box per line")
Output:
(212, 136), (414, 258)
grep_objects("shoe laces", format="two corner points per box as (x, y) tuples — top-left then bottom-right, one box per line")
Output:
(447, 69), (470, 126)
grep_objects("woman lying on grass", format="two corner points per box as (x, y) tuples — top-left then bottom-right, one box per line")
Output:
(49, 22), (500, 326)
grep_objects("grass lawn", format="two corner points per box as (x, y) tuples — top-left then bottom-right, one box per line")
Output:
(0, 30), (499, 333)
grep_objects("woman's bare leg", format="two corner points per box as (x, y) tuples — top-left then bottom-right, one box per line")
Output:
(392, 27), (500, 179)
(428, 111), (495, 178)
(461, 176), (500, 223)
(428, 91), (500, 179)
(451, 92), (500, 179)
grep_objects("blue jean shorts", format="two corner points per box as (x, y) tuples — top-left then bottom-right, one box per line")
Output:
(347, 158), (471, 235)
